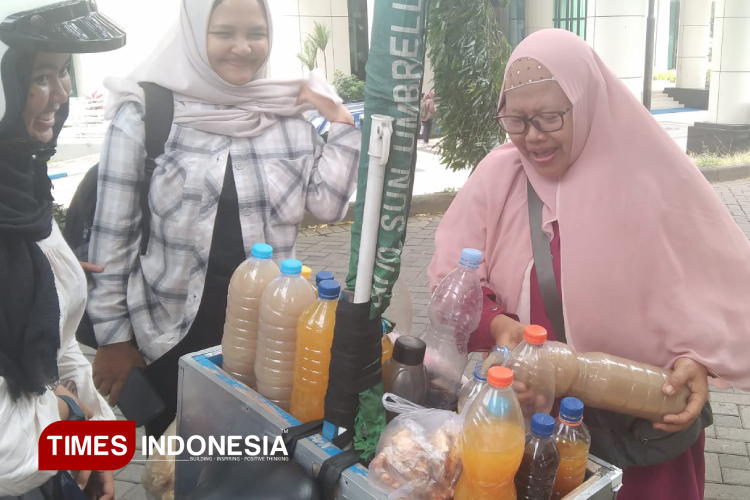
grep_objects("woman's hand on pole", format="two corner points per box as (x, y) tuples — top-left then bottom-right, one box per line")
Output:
(654, 357), (709, 433)
(297, 84), (354, 126)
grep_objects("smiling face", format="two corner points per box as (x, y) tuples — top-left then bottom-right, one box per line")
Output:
(206, 0), (270, 85)
(23, 52), (72, 143)
(503, 80), (574, 180)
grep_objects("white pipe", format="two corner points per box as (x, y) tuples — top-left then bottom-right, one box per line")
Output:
(354, 114), (394, 304)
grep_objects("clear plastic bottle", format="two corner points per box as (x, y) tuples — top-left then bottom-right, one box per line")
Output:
(515, 413), (560, 500)
(255, 259), (315, 411)
(421, 248), (483, 410)
(290, 280), (340, 422)
(221, 243), (280, 388)
(544, 341), (690, 421)
(457, 360), (488, 414)
(455, 366), (526, 500)
(552, 397), (591, 499)
(504, 325), (556, 429)
(382, 335), (428, 422)
(427, 248), (484, 346)
(383, 275), (413, 336)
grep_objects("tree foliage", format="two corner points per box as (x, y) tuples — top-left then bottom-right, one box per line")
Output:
(310, 22), (331, 75)
(427, 0), (512, 171)
(297, 39), (318, 71)
(333, 70), (365, 103)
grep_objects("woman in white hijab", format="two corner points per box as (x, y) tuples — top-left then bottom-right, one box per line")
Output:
(87, 0), (361, 437)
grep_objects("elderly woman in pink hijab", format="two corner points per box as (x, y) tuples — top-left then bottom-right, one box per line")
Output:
(429, 29), (750, 499)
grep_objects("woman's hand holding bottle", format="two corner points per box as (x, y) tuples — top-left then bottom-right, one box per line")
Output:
(654, 357), (709, 433)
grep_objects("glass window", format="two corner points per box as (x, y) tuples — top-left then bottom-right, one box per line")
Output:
(667, 0), (680, 70)
(348, 0), (369, 81)
(554, 0), (587, 40)
(508, 0), (526, 48)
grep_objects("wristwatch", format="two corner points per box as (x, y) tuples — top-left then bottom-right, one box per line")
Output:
(58, 395), (86, 421)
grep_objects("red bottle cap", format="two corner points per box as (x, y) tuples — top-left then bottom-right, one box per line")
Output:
(524, 325), (548, 345)
(487, 366), (514, 388)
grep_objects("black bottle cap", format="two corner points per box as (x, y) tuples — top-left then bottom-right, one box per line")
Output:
(392, 335), (427, 366)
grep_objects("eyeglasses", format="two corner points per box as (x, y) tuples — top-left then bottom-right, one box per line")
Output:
(495, 105), (573, 134)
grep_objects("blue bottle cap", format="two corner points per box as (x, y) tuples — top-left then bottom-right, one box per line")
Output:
(251, 243), (273, 260)
(315, 271), (335, 286)
(560, 397), (585, 422)
(472, 361), (487, 382)
(280, 259), (303, 276)
(530, 413), (556, 438)
(460, 248), (482, 269)
(318, 280), (341, 300)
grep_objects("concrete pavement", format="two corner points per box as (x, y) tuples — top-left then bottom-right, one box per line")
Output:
(84, 178), (750, 500)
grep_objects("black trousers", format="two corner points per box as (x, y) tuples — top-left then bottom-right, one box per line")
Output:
(143, 158), (245, 438)
(422, 119), (433, 143)
(143, 296), (227, 438)
(0, 472), (66, 500)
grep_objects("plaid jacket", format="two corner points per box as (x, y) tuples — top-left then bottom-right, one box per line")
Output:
(87, 100), (360, 363)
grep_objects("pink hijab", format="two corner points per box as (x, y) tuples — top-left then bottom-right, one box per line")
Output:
(428, 29), (750, 390)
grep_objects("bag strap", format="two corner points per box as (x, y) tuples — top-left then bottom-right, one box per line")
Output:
(282, 419), (325, 456)
(317, 449), (361, 500)
(137, 82), (174, 255)
(527, 180), (567, 343)
(281, 420), (360, 500)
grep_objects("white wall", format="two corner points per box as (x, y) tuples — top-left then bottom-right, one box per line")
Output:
(676, 0), (712, 89)
(75, 0), (179, 96)
(526, 0), (555, 35)
(268, 0), (351, 81)
(586, 0), (648, 98)
(75, 0), (354, 95)
(707, 0), (750, 124)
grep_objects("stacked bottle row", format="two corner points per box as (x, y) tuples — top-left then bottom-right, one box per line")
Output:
(220, 244), (326, 412)
(221, 244), (395, 419)
(455, 364), (591, 500)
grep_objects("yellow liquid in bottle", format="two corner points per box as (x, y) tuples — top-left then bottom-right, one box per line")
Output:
(381, 334), (394, 364)
(454, 421), (525, 500)
(290, 297), (338, 422)
(552, 439), (589, 499)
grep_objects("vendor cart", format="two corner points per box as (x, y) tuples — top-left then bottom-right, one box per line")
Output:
(174, 347), (623, 499)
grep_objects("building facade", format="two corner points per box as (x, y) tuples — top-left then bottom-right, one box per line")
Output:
(70, 0), (747, 150)
(73, 0), (378, 97)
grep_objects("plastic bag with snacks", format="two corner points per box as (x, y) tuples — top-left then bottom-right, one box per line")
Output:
(142, 419), (177, 500)
(368, 394), (462, 500)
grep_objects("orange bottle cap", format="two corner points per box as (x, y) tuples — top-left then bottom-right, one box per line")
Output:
(524, 325), (548, 345)
(487, 366), (514, 388)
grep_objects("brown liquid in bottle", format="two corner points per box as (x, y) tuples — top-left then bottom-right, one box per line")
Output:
(546, 341), (689, 421)
(221, 245), (279, 388)
(255, 260), (315, 411)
